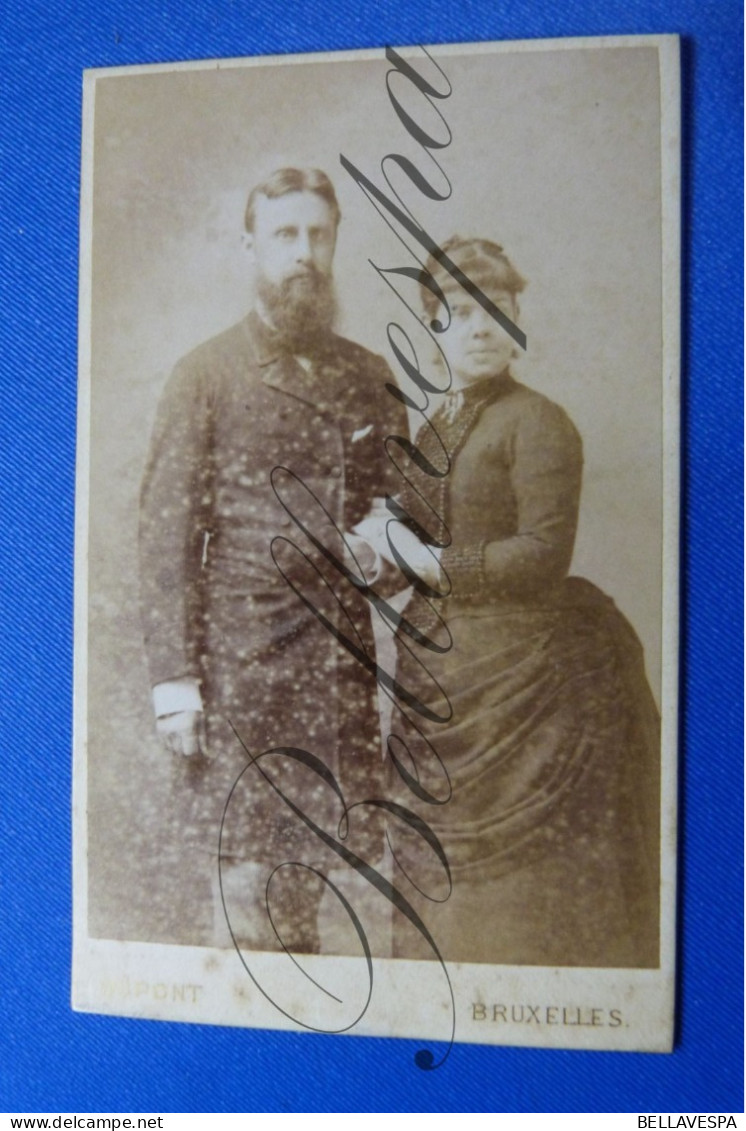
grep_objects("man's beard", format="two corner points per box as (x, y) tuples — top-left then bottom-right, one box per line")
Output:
(256, 266), (337, 353)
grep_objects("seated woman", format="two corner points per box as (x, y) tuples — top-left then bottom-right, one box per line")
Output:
(380, 236), (660, 968)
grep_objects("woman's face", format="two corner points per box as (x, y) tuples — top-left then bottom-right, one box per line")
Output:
(439, 287), (518, 390)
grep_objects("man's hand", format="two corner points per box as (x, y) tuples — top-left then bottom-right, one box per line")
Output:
(156, 710), (207, 757)
(343, 532), (381, 582)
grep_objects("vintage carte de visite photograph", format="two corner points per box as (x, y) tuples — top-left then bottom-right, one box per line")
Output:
(73, 34), (680, 1057)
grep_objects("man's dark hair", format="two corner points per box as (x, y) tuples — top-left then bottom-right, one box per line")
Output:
(244, 168), (341, 233)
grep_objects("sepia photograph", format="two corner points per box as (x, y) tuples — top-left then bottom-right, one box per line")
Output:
(73, 35), (680, 1055)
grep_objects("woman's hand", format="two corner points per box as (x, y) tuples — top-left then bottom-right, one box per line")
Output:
(388, 522), (445, 590)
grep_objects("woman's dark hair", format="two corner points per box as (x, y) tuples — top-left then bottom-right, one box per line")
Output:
(244, 167), (341, 233)
(420, 236), (526, 318)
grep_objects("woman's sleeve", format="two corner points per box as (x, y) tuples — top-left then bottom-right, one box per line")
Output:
(441, 397), (583, 599)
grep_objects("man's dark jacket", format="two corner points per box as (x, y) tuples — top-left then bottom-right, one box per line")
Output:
(139, 312), (405, 866)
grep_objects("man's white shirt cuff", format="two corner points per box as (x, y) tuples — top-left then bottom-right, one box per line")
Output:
(152, 678), (204, 718)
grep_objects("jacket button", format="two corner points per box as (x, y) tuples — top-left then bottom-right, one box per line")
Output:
(330, 465), (342, 478)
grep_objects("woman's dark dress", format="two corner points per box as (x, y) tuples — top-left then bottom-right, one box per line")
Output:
(390, 373), (660, 967)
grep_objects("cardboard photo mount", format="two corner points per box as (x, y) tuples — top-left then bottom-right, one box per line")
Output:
(73, 34), (680, 1061)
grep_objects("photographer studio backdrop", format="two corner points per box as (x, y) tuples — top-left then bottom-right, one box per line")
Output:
(1, 0), (742, 1114)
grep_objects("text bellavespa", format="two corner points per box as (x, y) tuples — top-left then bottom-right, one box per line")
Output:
(638, 1119), (737, 1128)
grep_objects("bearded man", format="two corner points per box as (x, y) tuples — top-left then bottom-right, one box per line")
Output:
(139, 168), (403, 953)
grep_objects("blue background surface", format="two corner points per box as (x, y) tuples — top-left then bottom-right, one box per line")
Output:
(0, 0), (742, 1114)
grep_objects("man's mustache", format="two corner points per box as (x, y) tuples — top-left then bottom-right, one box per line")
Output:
(284, 265), (326, 286)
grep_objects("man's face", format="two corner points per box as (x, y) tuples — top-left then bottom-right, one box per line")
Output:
(250, 190), (336, 286)
(248, 190), (338, 347)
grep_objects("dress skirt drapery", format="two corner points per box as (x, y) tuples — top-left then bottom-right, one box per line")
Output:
(389, 372), (660, 968)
